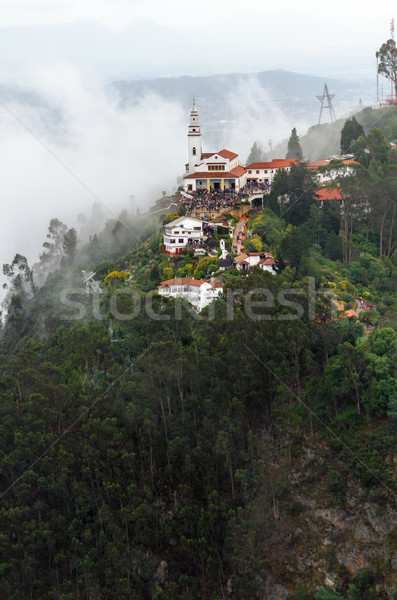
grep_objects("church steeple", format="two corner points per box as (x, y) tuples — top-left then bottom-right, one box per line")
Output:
(187, 99), (202, 173)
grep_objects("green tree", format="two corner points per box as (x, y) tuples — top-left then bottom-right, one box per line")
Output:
(283, 162), (317, 226)
(279, 226), (308, 271)
(366, 127), (390, 169)
(246, 140), (266, 164)
(2, 254), (35, 296)
(62, 228), (78, 267)
(340, 116), (364, 154)
(325, 230), (343, 261)
(314, 587), (345, 600)
(351, 128), (390, 173)
(286, 128), (303, 160)
(377, 37), (397, 97)
(294, 579), (308, 600)
(245, 234), (262, 253)
(40, 218), (68, 265)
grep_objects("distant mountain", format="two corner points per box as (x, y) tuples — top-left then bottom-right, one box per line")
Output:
(0, 67), (376, 161)
(110, 69), (375, 116)
(0, 20), (379, 84)
(109, 70), (376, 156)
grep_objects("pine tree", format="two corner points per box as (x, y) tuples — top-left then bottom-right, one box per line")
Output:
(294, 579), (308, 600)
(340, 116), (364, 154)
(62, 228), (78, 266)
(246, 140), (266, 164)
(286, 128), (303, 160)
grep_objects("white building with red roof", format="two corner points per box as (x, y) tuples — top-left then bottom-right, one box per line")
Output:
(315, 188), (343, 206)
(158, 277), (223, 311)
(162, 215), (205, 255)
(245, 159), (298, 186)
(306, 157), (358, 184)
(234, 252), (277, 274)
(183, 102), (247, 193)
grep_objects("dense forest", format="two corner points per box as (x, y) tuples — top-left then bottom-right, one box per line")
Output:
(0, 107), (397, 599)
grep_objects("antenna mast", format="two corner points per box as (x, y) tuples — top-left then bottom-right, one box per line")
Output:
(316, 83), (336, 125)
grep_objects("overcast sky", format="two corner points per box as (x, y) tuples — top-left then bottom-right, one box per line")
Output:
(0, 0), (396, 79)
(1, 0), (395, 36)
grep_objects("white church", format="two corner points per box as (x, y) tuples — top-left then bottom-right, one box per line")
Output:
(183, 102), (247, 193)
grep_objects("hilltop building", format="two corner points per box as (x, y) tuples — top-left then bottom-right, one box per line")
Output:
(183, 102), (247, 193)
(182, 103), (301, 193)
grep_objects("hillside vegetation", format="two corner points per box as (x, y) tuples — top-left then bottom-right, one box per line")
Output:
(0, 110), (396, 600)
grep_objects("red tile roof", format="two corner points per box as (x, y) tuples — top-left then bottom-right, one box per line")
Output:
(218, 149), (238, 159)
(306, 160), (330, 169)
(307, 159), (358, 170)
(159, 278), (223, 290)
(160, 277), (206, 287)
(315, 188), (342, 201)
(184, 169), (245, 180)
(246, 159), (298, 169)
(199, 149), (238, 161)
(231, 165), (246, 176)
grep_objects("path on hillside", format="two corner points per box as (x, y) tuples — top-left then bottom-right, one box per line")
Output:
(232, 218), (247, 255)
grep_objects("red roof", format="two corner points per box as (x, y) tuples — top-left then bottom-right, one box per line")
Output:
(307, 159), (358, 170)
(160, 278), (202, 287)
(160, 277), (205, 287)
(159, 278), (222, 290)
(315, 188), (342, 201)
(184, 168), (246, 180)
(307, 160), (330, 169)
(199, 149), (238, 161)
(231, 165), (246, 176)
(218, 149), (238, 160)
(246, 159), (298, 169)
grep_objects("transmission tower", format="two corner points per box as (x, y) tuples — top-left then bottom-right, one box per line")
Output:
(316, 83), (336, 124)
(81, 270), (102, 295)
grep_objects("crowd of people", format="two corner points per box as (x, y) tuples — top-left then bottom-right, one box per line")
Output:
(183, 182), (272, 218)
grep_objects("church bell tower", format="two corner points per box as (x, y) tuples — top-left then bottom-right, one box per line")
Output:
(187, 100), (202, 174)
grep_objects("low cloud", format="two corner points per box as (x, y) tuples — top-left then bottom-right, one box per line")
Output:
(0, 63), (186, 292)
(223, 76), (313, 162)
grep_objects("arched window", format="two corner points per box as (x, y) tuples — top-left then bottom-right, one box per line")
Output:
(192, 147), (197, 155)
